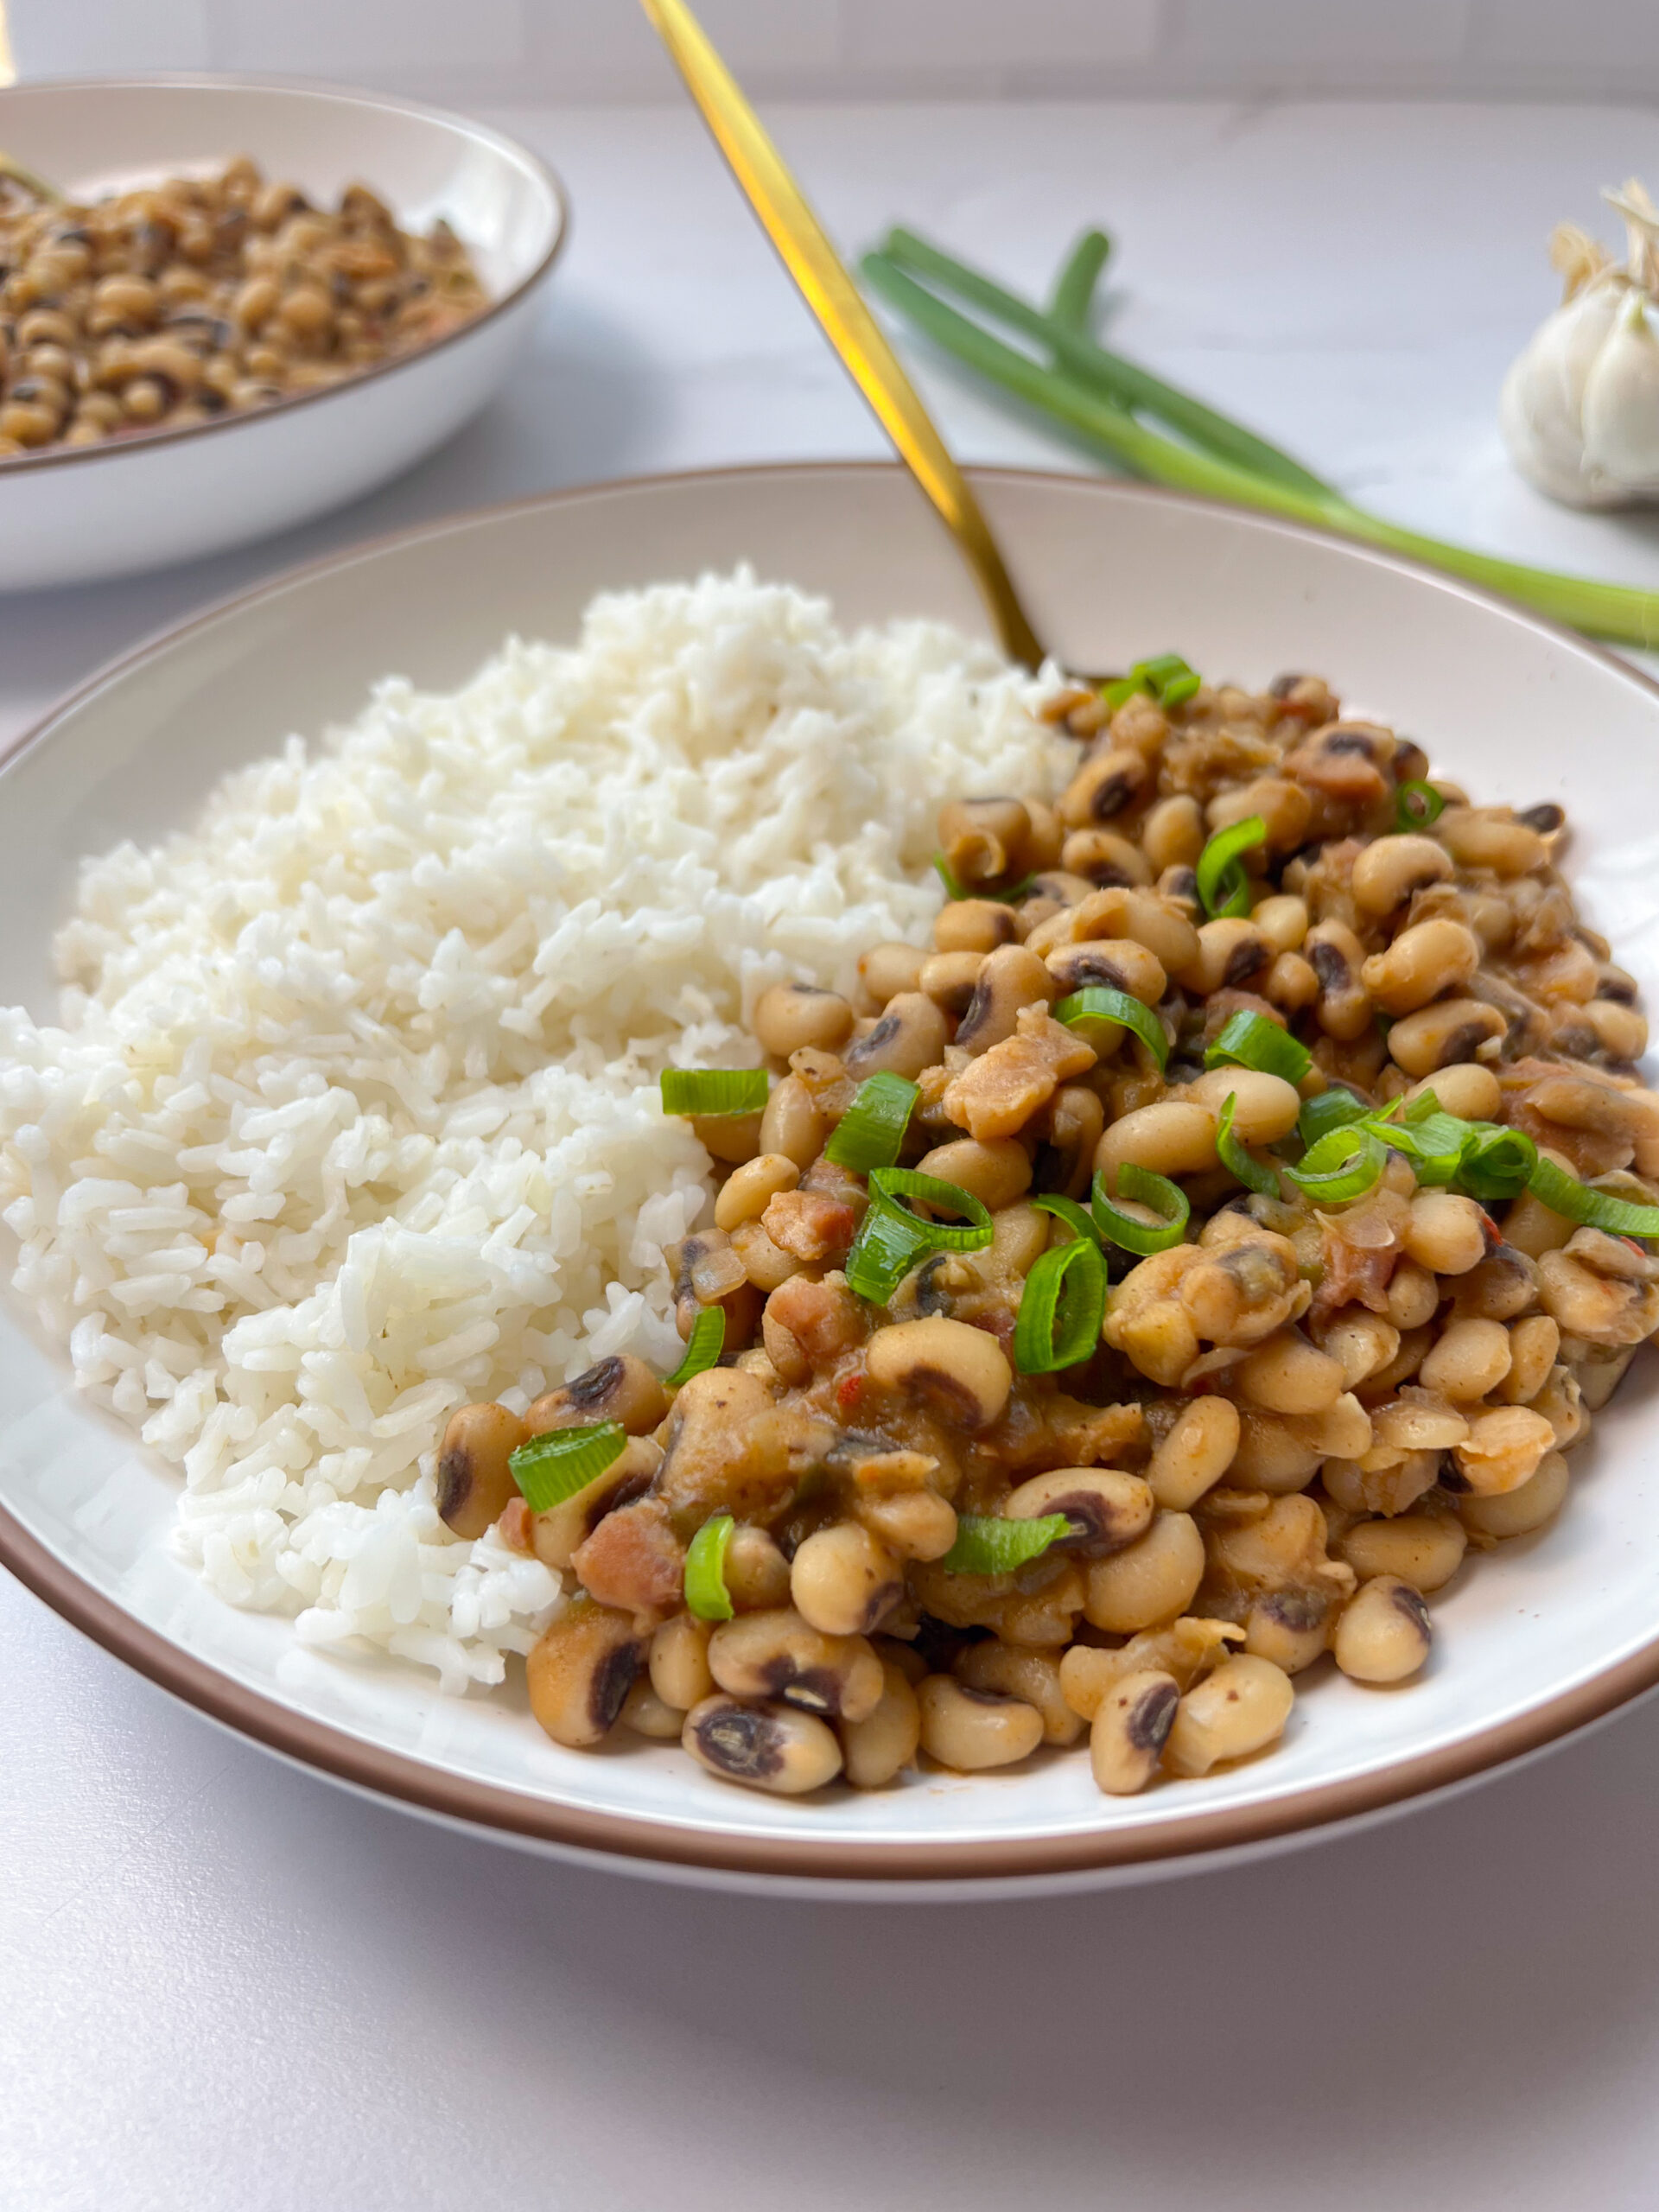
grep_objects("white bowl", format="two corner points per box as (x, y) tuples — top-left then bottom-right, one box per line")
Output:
(3, 462), (1658, 1897)
(0, 76), (566, 590)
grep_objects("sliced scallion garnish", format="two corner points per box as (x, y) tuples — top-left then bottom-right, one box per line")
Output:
(684, 1514), (736, 1621)
(1283, 1123), (1388, 1204)
(1195, 815), (1268, 919)
(1053, 984), (1169, 1071)
(1204, 1007), (1312, 1084)
(868, 1166), (995, 1251)
(941, 1512), (1073, 1577)
(1102, 652), (1200, 713)
(1459, 1124), (1538, 1203)
(1031, 1192), (1103, 1245)
(1297, 1086), (1370, 1149)
(1216, 1091), (1281, 1197)
(824, 1071), (920, 1173)
(1526, 1155), (1659, 1237)
(933, 854), (1035, 905)
(1091, 1162), (1191, 1255)
(659, 1068), (769, 1117)
(508, 1421), (627, 1512)
(844, 1203), (934, 1306)
(1396, 780), (1447, 831)
(1014, 1235), (1108, 1373)
(663, 1305), (725, 1387)
(1160, 671), (1202, 709)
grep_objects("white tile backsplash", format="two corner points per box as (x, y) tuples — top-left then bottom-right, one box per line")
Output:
(10, 0), (1659, 99)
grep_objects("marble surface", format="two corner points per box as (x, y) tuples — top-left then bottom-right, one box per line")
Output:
(6, 99), (1659, 2210)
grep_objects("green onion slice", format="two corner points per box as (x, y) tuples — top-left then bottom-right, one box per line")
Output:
(1205, 1007), (1312, 1084)
(941, 1512), (1073, 1577)
(933, 854), (1035, 906)
(1284, 1123), (1388, 1205)
(508, 1421), (627, 1513)
(824, 1071), (919, 1173)
(1101, 653), (1199, 713)
(844, 1203), (933, 1306)
(1091, 1162), (1191, 1255)
(660, 1068), (768, 1117)
(1457, 1124), (1536, 1204)
(1014, 1236), (1108, 1373)
(1217, 1091), (1281, 1197)
(1101, 672), (1146, 711)
(1054, 985), (1169, 1071)
(1160, 671), (1202, 710)
(1195, 815), (1268, 919)
(1527, 1155), (1659, 1238)
(663, 1305), (725, 1388)
(1297, 1086), (1371, 1149)
(684, 1514), (736, 1621)
(1395, 780), (1447, 831)
(1032, 1192), (1103, 1245)
(868, 1167), (995, 1250)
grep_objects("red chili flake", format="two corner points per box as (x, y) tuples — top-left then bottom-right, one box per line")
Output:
(836, 1371), (864, 1414)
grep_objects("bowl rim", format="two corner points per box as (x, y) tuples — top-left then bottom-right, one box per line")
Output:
(4, 456), (1659, 1883)
(0, 72), (569, 477)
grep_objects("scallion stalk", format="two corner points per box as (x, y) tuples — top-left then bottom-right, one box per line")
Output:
(941, 1512), (1073, 1577)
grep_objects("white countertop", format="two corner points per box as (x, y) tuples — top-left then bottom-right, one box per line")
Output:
(7, 98), (1659, 2212)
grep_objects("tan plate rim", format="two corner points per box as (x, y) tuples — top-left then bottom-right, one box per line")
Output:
(3, 458), (1659, 1882)
(0, 72), (569, 476)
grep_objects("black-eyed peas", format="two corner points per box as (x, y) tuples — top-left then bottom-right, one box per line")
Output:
(917, 1675), (1046, 1770)
(1162, 1655), (1295, 1776)
(1333, 1576), (1433, 1681)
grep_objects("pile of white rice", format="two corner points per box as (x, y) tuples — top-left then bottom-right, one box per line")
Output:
(0, 571), (1068, 1691)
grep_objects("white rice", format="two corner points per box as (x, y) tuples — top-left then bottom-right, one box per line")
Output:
(0, 571), (1067, 1692)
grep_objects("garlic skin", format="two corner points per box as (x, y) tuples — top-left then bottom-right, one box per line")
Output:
(1501, 182), (1659, 509)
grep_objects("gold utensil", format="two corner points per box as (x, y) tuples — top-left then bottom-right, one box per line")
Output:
(639, 0), (1047, 671)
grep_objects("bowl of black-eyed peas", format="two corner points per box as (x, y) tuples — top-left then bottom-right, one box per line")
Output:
(0, 76), (566, 588)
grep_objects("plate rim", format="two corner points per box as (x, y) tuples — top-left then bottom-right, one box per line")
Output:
(5, 456), (1659, 1883)
(0, 72), (570, 479)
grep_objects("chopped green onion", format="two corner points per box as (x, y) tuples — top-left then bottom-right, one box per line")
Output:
(508, 1421), (626, 1512)
(1195, 816), (1267, 919)
(1014, 1235), (1108, 1373)
(1217, 1091), (1281, 1197)
(660, 1068), (768, 1117)
(1205, 1007), (1312, 1084)
(1527, 1155), (1659, 1238)
(684, 1514), (736, 1621)
(1031, 1192), (1103, 1245)
(1101, 671), (1148, 711)
(1054, 984), (1169, 1071)
(1297, 1086), (1371, 1148)
(1091, 1161), (1191, 1255)
(1376, 1107), (1471, 1186)
(844, 1202), (934, 1306)
(824, 1071), (919, 1173)
(663, 1306), (725, 1387)
(1457, 1124), (1537, 1203)
(933, 851), (971, 900)
(1160, 671), (1202, 709)
(933, 853), (1035, 905)
(1396, 780), (1446, 832)
(868, 1167), (995, 1250)
(941, 1512), (1073, 1577)
(1284, 1123), (1388, 1204)
(1101, 653), (1199, 714)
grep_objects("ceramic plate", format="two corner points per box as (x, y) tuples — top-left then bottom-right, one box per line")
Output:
(0, 77), (566, 589)
(3, 463), (1657, 1896)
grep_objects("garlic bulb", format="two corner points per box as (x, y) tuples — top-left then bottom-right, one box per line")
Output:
(1501, 181), (1659, 508)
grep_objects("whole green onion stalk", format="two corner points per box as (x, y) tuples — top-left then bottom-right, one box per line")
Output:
(861, 226), (1659, 649)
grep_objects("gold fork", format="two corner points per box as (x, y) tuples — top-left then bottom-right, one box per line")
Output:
(639, 0), (1048, 672)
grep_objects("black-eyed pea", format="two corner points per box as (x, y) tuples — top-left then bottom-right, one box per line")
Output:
(1082, 1511), (1205, 1632)
(1458, 1449), (1570, 1539)
(844, 991), (950, 1081)
(1162, 1655), (1294, 1777)
(709, 1607), (884, 1720)
(1583, 996), (1649, 1061)
(435, 1399), (529, 1538)
(918, 950), (987, 1017)
(865, 1315), (1014, 1430)
(1360, 918), (1482, 1015)
(721, 1525), (794, 1612)
(650, 1611), (715, 1710)
(1211, 776), (1313, 852)
(1387, 998), (1507, 1080)
(1267, 951), (1320, 1015)
(1419, 1316), (1513, 1401)
(1313, 1306), (1402, 1389)
(1322, 1449), (1440, 1516)
(1006, 1466), (1154, 1557)
(1407, 1063), (1501, 1122)
(1148, 1395), (1241, 1509)
(1065, 886), (1202, 981)
(1533, 1365), (1589, 1449)
(1368, 1394), (1470, 1458)
(1059, 747), (1147, 828)
(998, 1563), (1088, 1648)
(916, 1135), (1032, 1210)
(938, 797), (1033, 886)
(1033, 1084), (1105, 1199)
(1243, 1588), (1335, 1675)
(1306, 921), (1374, 1041)
(954, 944), (1056, 1053)
(1096, 1099), (1218, 1185)
(1332, 1576), (1433, 1682)
(790, 1523), (904, 1637)
(730, 1217), (803, 1293)
(1060, 828), (1153, 888)
(956, 1644), (1083, 1745)
(856, 1488), (958, 1562)
(1452, 1405), (1558, 1495)
(841, 1661), (923, 1786)
(1192, 918), (1274, 995)
(1291, 1389), (1373, 1460)
(527, 1600), (648, 1748)
(1045, 935), (1166, 1005)
(690, 1109), (765, 1165)
(1236, 1330), (1347, 1414)
(980, 1202), (1052, 1285)
(1499, 1314), (1561, 1403)
(1402, 1190), (1491, 1276)
(918, 1675), (1045, 1770)
(1350, 832), (1455, 917)
(715, 1153), (799, 1234)
(1435, 807), (1548, 876)
(1251, 893), (1310, 954)
(857, 940), (927, 1006)
(752, 981), (855, 1056)
(684, 1695), (843, 1793)
(1090, 1669), (1180, 1794)
(1228, 1406), (1324, 1493)
(1186, 1066), (1302, 1143)
(1385, 1260), (1440, 1331)
(933, 899), (1017, 954)
(620, 1680), (686, 1738)
(1141, 793), (1205, 873)
(759, 1071), (826, 1169)
(1498, 1186), (1577, 1266)
(1338, 1512), (1467, 1591)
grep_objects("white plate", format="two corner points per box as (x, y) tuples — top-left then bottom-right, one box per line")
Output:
(0, 77), (566, 589)
(3, 462), (1658, 1896)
